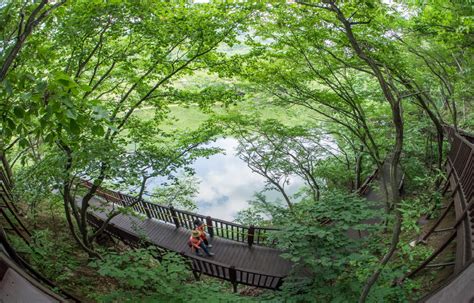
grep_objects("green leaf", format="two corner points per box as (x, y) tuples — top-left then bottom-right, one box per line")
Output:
(62, 98), (74, 108)
(54, 72), (76, 88)
(69, 120), (80, 135)
(57, 78), (72, 87)
(19, 138), (29, 148)
(6, 117), (16, 130)
(44, 133), (55, 143)
(107, 125), (119, 132)
(92, 105), (108, 120)
(80, 84), (92, 92)
(2, 80), (13, 95)
(92, 125), (105, 136)
(66, 109), (77, 119)
(13, 107), (25, 118)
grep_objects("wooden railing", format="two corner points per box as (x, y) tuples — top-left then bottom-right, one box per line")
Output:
(356, 168), (379, 196)
(401, 126), (473, 301)
(411, 126), (474, 302)
(187, 255), (284, 291)
(0, 162), (31, 245)
(86, 212), (284, 291)
(443, 125), (474, 270)
(81, 180), (277, 247)
(356, 162), (404, 197)
(0, 160), (80, 301)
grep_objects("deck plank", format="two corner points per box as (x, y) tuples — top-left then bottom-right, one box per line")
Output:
(80, 197), (293, 279)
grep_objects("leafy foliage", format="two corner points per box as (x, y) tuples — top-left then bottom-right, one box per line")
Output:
(89, 248), (249, 302)
(150, 173), (200, 211)
(1, 0), (472, 301)
(254, 191), (382, 301)
(14, 229), (81, 284)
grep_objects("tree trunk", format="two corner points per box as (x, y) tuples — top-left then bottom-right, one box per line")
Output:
(354, 145), (364, 190)
(359, 100), (404, 302)
(0, 0), (65, 82)
(0, 151), (14, 189)
(319, 3), (405, 301)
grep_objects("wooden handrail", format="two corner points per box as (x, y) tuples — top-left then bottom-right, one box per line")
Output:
(402, 125), (474, 295)
(441, 126), (473, 263)
(443, 124), (474, 147)
(80, 180), (278, 247)
(86, 212), (285, 291)
(356, 168), (379, 195)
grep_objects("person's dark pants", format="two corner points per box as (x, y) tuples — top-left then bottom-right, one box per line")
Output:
(203, 238), (209, 246)
(195, 242), (211, 256)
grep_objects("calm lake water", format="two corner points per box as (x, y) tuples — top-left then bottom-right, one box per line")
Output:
(147, 138), (304, 221)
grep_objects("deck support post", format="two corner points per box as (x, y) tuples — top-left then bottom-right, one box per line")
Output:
(247, 225), (255, 247)
(192, 270), (200, 281)
(180, 251), (200, 281)
(206, 216), (214, 238)
(229, 266), (238, 293)
(275, 278), (284, 290)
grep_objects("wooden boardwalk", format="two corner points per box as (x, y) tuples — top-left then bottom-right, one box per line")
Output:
(84, 197), (292, 289)
(81, 160), (402, 290)
(412, 126), (474, 302)
(2, 126), (471, 298)
(347, 161), (403, 239)
(83, 197), (292, 290)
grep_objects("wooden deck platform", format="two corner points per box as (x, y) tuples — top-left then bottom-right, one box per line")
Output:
(85, 197), (293, 281)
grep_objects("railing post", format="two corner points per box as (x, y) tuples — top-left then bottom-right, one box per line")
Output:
(275, 277), (284, 290)
(118, 192), (125, 207)
(229, 266), (238, 293)
(142, 201), (152, 219)
(180, 251), (200, 281)
(206, 216), (214, 238)
(247, 225), (255, 247)
(169, 206), (180, 228)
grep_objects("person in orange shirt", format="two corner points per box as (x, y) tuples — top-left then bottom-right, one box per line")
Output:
(193, 219), (212, 248)
(189, 230), (214, 257)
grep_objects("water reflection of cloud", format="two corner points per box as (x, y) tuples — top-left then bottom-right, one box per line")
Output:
(192, 138), (304, 221)
(148, 138), (304, 221)
(194, 138), (265, 220)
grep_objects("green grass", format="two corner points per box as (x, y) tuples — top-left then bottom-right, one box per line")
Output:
(132, 68), (319, 131)
(134, 104), (213, 132)
(133, 101), (317, 132)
